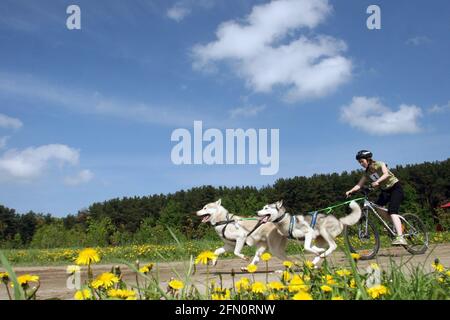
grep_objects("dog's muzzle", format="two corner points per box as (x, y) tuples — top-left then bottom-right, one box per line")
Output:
(199, 214), (211, 223)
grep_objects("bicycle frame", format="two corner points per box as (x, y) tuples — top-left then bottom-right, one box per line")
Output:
(362, 197), (418, 239)
(362, 199), (397, 237)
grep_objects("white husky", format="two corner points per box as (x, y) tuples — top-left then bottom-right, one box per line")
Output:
(257, 200), (361, 266)
(196, 199), (288, 268)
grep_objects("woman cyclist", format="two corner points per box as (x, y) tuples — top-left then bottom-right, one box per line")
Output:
(345, 150), (407, 246)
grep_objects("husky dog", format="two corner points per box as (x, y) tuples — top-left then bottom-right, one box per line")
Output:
(257, 200), (361, 266)
(196, 199), (288, 268)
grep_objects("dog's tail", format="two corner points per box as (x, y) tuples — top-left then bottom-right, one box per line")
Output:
(339, 200), (361, 226)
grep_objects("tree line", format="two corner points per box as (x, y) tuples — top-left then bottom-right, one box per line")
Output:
(1, 158), (449, 249)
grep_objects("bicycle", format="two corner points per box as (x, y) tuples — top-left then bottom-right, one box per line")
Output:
(343, 187), (429, 260)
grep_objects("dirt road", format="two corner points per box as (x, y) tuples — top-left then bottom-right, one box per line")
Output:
(1, 243), (449, 300)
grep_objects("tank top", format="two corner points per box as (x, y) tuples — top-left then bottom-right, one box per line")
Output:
(364, 161), (399, 190)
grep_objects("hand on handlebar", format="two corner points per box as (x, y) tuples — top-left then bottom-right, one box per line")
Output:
(360, 185), (375, 195)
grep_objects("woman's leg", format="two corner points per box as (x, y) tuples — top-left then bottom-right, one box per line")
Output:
(387, 183), (405, 240)
(391, 214), (403, 236)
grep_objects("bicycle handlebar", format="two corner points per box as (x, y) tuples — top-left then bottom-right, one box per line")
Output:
(347, 185), (374, 198)
(360, 186), (375, 196)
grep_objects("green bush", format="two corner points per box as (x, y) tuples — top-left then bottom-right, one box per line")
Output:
(30, 222), (86, 248)
(85, 217), (115, 247)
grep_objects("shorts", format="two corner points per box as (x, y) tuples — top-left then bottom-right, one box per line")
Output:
(375, 182), (404, 215)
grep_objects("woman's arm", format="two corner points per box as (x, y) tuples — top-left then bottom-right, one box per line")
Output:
(372, 162), (389, 187)
(346, 176), (366, 197)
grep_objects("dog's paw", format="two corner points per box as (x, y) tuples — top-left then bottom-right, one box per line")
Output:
(240, 267), (248, 272)
(312, 256), (321, 266)
(211, 258), (218, 266)
(313, 247), (326, 253)
(237, 254), (249, 261)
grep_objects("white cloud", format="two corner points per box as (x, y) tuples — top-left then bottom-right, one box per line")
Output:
(167, 3), (192, 22)
(340, 97), (423, 135)
(406, 36), (431, 46)
(0, 144), (79, 181)
(167, 0), (215, 22)
(0, 113), (23, 129)
(64, 169), (94, 186)
(428, 101), (450, 113)
(192, 0), (352, 102)
(229, 105), (266, 118)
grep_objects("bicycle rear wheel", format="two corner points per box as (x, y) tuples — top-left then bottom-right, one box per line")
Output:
(400, 213), (429, 255)
(344, 214), (380, 260)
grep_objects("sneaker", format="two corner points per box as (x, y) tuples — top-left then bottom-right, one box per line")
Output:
(392, 235), (407, 246)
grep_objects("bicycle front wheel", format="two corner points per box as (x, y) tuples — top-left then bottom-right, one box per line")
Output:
(344, 215), (380, 260)
(400, 213), (429, 255)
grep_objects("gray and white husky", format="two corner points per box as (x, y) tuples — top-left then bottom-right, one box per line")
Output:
(257, 200), (361, 266)
(196, 199), (288, 268)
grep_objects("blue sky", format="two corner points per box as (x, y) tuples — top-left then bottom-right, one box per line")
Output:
(0, 0), (449, 216)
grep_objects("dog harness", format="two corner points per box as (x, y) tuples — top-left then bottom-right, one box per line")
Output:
(288, 215), (296, 239)
(309, 211), (319, 229)
(211, 214), (236, 241)
(212, 213), (263, 242)
(270, 212), (297, 239)
(272, 212), (319, 240)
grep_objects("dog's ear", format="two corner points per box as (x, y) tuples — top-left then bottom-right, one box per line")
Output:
(276, 200), (283, 209)
(216, 199), (222, 206)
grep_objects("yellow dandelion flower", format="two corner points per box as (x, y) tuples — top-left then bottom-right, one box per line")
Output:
(282, 271), (292, 282)
(195, 251), (217, 265)
(438, 277), (444, 283)
(283, 261), (293, 269)
(261, 253), (272, 262)
(251, 282), (266, 294)
(67, 265), (80, 274)
(91, 272), (119, 289)
(304, 260), (314, 269)
(367, 284), (389, 299)
(349, 279), (356, 288)
(108, 288), (137, 300)
(168, 279), (184, 291)
(432, 262), (445, 273)
(247, 264), (258, 273)
(332, 296), (344, 300)
(320, 285), (332, 292)
(17, 274), (39, 286)
(0, 272), (9, 282)
(74, 289), (92, 300)
(139, 263), (154, 274)
(370, 263), (380, 270)
(336, 269), (351, 277)
(323, 275), (336, 285)
(289, 275), (308, 292)
(75, 248), (100, 266)
(446, 271), (450, 277)
(292, 291), (313, 300)
(211, 289), (231, 300)
(350, 253), (360, 261)
(235, 278), (250, 293)
(268, 281), (285, 291)
(267, 293), (278, 300)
